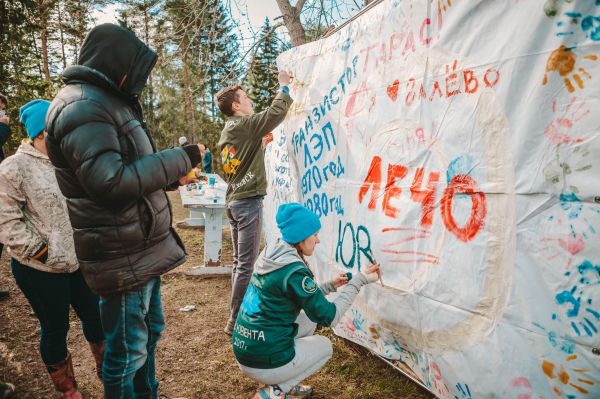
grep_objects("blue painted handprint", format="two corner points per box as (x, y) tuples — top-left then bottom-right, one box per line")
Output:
(555, 260), (600, 336)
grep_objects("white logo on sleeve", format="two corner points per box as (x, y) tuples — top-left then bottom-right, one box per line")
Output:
(301, 276), (317, 294)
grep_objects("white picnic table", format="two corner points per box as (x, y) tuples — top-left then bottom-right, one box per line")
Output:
(178, 173), (231, 276)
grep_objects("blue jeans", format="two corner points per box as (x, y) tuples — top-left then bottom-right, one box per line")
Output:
(226, 196), (263, 329)
(99, 277), (164, 399)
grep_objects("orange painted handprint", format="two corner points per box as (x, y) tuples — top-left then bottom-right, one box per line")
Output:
(543, 45), (598, 93)
(541, 354), (595, 396)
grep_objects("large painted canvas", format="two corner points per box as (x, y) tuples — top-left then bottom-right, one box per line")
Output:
(264, 1), (600, 398)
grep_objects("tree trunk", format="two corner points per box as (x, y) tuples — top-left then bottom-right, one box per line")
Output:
(143, 1), (155, 127)
(275, 0), (307, 47)
(181, 38), (197, 143)
(77, 0), (85, 46)
(31, 32), (44, 78)
(57, 0), (67, 69)
(39, 0), (51, 82)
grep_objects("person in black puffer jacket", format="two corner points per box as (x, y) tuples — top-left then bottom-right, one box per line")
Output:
(45, 23), (202, 399)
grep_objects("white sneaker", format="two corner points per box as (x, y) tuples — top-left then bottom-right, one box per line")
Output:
(254, 386), (288, 399)
(288, 384), (313, 398)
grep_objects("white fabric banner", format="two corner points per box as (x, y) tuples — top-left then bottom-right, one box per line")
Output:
(264, 1), (600, 398)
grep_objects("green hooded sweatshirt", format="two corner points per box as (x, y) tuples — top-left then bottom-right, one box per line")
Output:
(232, 238), (368, 369)
(218, 92), (292, 202)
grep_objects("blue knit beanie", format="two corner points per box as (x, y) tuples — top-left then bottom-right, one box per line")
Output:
(19, 99), (50, 139)
(276, 203), (321, 244)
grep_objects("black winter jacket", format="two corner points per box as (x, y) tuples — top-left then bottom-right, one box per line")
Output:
(45, 24), (201, 296)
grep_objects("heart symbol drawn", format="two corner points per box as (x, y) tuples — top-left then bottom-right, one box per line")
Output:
(387, 80), (399, 102)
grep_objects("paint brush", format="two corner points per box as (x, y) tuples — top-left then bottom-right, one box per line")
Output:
(368, 249), (385, 288)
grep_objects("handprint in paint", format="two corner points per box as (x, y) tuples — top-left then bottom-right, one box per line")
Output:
(533, 322), (576, 354)
(538, 233), (585, 269)
(342, 308), (366, 335)
(545, 97), (589, 145)
(541, 354), (595, 396)
(542, 45), (597, 93)
(537, 193), (600, 272)
(555, 260), (600, 337)
(425, 362), (450, 397)
(542, 97), (592, 196)
(454, 382), (472, 399)
(555, 12), (600, 41)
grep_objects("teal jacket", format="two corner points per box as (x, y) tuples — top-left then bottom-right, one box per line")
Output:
(0, 122), (10, 162)
(232, 238), (368, 369)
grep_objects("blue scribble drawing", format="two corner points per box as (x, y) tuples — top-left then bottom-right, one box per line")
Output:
(446, 154), (476, 185)
(454, 382), (472, 399)
(240, 285), (261, 317)
(555, 260), (600, 336)
(533, 322), (576, 354)
(341, 37), (352, 52)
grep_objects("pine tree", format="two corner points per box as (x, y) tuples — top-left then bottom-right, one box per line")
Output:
(197, 0), (242, 120)
(0, 0), (48, 152)
(116, 0), (162, 126)
(245, 18), (281, 113)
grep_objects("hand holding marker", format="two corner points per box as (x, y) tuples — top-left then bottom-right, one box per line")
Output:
(368, 249), (385, 287)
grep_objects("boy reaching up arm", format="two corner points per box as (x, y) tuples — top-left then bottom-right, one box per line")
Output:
(216, 70), (293, 335)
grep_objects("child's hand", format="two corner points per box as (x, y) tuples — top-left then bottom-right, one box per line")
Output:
(332, 273), (350, 288)
(278, 70), (293, 86)
(360, 263), (381, 284)
(179, 175), (198, 186)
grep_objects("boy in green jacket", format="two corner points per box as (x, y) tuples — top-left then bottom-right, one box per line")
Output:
(232, 203), (382, 399)
(216, 71), (293, 335)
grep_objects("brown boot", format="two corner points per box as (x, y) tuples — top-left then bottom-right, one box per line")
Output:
(88, 340), (105, 380)
(46, 353), (83, 399)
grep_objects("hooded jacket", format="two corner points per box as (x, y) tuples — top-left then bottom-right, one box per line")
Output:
(0, 142), (78, 273)
(232, 238), (368, 369)
(45, 24), (202, 296)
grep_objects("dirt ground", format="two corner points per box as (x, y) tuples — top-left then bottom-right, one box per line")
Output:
(0, 192), (434, 399)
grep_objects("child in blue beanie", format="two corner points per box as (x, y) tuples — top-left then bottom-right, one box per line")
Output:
(232, 203), (382, 399)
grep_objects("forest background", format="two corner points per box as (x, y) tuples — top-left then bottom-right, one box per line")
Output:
(0, 0), (377, 172)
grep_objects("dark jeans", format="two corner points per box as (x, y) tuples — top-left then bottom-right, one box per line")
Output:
(100, 277), (164, 399)
(10, 258), (104, 365)
(226, 196), (263, 328)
